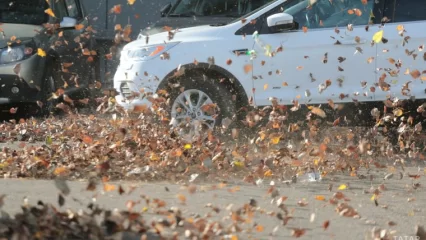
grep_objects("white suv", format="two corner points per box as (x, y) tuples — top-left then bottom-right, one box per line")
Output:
(114, 0), (426, 135)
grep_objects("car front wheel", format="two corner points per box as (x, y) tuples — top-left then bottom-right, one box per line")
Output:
(167, 74), (236, 142)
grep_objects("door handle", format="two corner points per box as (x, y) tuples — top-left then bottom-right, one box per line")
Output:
(232, 48), (249, 55)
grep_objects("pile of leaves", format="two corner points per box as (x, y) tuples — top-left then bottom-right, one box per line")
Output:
(1, 88), (426, 185)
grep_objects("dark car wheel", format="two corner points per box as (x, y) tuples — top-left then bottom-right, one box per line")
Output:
(38, 66), (58, 117)
(166, 73), (236, 142)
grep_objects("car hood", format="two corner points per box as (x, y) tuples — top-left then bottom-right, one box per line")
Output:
(0, 24), (43, 48)
(126, 24), (230, 50)
(142, 16), (234, 36)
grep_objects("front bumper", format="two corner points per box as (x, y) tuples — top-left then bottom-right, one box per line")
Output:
(114, 59), (174, 111)
(0, 54), (45, 105)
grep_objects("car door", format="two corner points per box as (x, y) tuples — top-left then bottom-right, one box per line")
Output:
(49, 0), (96, 95)
(374, 0), (426, 102)
(249, 0), (383, 107)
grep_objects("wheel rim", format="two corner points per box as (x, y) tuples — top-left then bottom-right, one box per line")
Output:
(170, 89), (217, 141)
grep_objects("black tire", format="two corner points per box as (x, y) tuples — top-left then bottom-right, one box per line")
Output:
(38, 65), (59, 117)
(166, 72), (236, 135)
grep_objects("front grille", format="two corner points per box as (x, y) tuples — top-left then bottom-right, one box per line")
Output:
(120, 82), (132, 98)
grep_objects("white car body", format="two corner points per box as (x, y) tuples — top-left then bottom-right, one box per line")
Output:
(114, 0), (426, 112)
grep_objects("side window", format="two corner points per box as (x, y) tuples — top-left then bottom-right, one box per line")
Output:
(65, 0), (81, 19)
(283, 0), (378, 29)
(392, 0), (426, 22)
(52, 0), (68, 20)
(237, 0), (382, 35)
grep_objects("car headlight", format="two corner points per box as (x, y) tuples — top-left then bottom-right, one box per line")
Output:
(121, 42), (180, 62)
(0, 40), (36, 64)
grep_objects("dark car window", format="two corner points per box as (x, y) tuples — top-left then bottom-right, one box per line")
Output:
(390, 0), (426, 22)
(65, 0), (81, 19)
(237, 0), (381, 35)
(53, 0), (68, 20)
(0, 0), (49, 25)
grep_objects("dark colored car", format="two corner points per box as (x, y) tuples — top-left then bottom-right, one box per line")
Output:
(142, 0), (273, 35)
(0, 0), (97, 116)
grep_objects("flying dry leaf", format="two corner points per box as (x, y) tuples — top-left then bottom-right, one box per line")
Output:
(323, 220), (330, 230)
(264, 170), (273, 177)
(263, 84), (268, 90)
(372, 30), (384, 43)
(44, 8), (55, 17)
(127, 0), (136, 5)
(226, 59), (232, 65)
(410, 69), (421, 79)
(114, 24), (122, 31)
(54, 167), (68, 176)
(302, 26), (308, 33)
(255, 225), (264, 232)
(82, 135), (93, 144)
(37, 48), (46, 57)
(244, 64), (253, 74)
(354, 8), (362, 16)
(177, 194), (186, 203)
(75, 24), (84, 30)
(9, 107), (18, 114)
(338, 184), (347, 190)
(291, 228), (307, 238)
(111, 4), (122, 14)
(103, 183), (116, 192)
(315, 195), (326, 201)
(311, 107), (326, 118)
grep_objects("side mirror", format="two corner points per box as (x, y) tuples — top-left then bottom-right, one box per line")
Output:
(60, 17), (77, 28)
(160, 3), (172, 17)
(267, 13), (297, 32)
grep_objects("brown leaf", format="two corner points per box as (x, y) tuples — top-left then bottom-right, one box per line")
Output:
(9, 107), (18, 114)
(114, 24), (122, 31)
(291, 228), (307, 238)
(111, 4), (122, 14)
(311, 107), (326, 118)
(302, 26), (308, 33)
(118, 185), (125, 195)
(323, 220), (330, 230)
(244, 64), (253, 74)
(44, 8), (55, 17)
(75, 24), (84, 30)
(410, 69), (421, 79)
(177, 194), (186, 204)
(82, 135), (93, 144)
(255, 225), (264, 232)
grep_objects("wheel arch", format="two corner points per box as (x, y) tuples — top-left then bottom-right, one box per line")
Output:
(157, 62), (250, 110)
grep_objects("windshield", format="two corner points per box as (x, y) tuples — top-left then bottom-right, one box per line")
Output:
(169, 0), (275, 17)
(0, 0), (49, 25)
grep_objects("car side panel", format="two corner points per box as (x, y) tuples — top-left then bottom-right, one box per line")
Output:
(374, 21), (426, 101)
